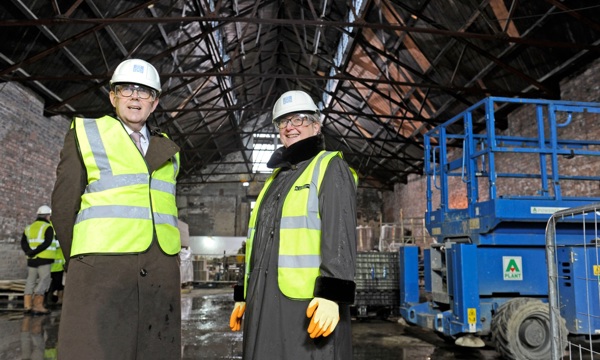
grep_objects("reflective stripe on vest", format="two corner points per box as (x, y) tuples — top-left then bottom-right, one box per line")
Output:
(71, 116), (180, 256)
(245, 150), (343, 299)
(24, 221), (56, 260)
(51, 242), (65, 272)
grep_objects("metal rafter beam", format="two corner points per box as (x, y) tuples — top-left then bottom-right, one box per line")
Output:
(2, 17), (597, 53)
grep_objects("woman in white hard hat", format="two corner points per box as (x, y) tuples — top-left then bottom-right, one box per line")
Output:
(52, 58), (182, 359)
(230, 90), (358, 359)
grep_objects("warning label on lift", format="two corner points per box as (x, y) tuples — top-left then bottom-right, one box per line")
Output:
(530, 206), (567, 215)
(468, 308), (477, 332)
(503, 257), (523, 281)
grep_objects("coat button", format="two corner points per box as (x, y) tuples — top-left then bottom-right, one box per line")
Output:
(140, 268), (148, 277)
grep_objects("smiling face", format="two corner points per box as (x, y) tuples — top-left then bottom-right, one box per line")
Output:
(110, 83), (159, 131)
(278, 113), (321, 148)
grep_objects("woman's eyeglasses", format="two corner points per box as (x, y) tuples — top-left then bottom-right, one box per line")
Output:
(275, 114), (312, 129)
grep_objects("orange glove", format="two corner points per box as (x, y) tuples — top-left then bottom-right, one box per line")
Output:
(306, 297), (339, 338)
(229, 301), (245, 331)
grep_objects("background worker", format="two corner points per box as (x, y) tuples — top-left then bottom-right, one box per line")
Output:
(230, 90), (357, 359)
(45, 239), (65, 307)
(52, 58), (182, 359)
(235, 241), (246, 283)
(21, 205), (55, 315)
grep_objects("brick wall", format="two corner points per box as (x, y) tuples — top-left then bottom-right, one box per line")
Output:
(390, 57), (600, 223)
(177, 178), (252, 237)
(386, 173), (429, 221)
(0, 82), (70, 279)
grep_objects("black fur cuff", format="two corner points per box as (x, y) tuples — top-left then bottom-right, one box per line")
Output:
(233, 285), (245, 302)
(313, 276), (356, 304)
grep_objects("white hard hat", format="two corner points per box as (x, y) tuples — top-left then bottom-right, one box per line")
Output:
(37, 205), (52, 215)
(272, 90), (319, 123)
(110, 59), (161, 93)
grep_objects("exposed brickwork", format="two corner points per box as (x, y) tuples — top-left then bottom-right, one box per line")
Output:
(356, 187), (383, 222)
(177, 174), (251, 237)
(387, 174), (429, 221)
(0, 82), (70, 279)
(184, 195), (238, 236)
(0, 244), (27, 279)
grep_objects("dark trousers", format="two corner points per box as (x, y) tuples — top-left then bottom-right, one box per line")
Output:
(46, 271), (64, 303)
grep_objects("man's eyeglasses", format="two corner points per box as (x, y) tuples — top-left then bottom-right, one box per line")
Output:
(114, 84), (157, 100)
(275, 114), (313, 129)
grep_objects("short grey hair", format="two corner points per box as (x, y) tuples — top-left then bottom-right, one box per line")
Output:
(306, 112), (321, 124)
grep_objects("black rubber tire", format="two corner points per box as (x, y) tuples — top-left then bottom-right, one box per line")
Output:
(491, 298), (567, 360)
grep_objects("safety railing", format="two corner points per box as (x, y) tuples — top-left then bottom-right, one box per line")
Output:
(546, 203), (600, 359)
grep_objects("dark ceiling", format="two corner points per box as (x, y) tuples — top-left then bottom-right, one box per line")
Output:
(1, 0), (599, 190)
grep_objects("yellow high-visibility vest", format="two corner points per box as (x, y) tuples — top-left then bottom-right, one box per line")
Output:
(51, 243), (65, 272)
(24, 221), (56, 260)
(71, 116), (180, 256)
(245, 150), (357, 299)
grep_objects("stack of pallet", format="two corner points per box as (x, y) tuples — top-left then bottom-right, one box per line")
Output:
(0, 279), (26, 293)
(0, 280), (26, 310)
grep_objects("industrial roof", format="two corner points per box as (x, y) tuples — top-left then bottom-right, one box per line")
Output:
(1, 0), (599, 189)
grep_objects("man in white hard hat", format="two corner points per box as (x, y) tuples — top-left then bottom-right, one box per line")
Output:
(21, 205), (55, 315)
(230, 90), (358, 359)
(52, 58), (182, 359)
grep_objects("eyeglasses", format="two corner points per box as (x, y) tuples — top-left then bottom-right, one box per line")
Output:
(114, 84), (157, 100)
(275, 114), (313, 129)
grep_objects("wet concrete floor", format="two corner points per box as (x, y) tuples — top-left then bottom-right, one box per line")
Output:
(0, 287), (503, 360)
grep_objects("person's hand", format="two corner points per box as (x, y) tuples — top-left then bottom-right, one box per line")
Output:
(229, 301), (245, 331)
(306, 297), (339, 338)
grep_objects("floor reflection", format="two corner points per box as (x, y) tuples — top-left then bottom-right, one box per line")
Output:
(0, 311), (61, 360)
(19, 314), (58, 360)
(181, 291), (243, 360)
(0, 289), (503, 360)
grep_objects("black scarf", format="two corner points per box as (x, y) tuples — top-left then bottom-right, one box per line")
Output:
(267, 135), (324, 169)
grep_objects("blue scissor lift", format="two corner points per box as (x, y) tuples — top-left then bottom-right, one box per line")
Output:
(398, 97), (600, 359)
